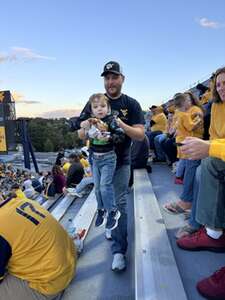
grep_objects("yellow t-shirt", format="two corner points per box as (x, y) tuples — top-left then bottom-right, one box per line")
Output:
(15, 189), (26, 199)
(62, 162), (71, 174)
(80, 158), (89, 168)
(187, 105), (204, 139)
(209, 139), (225, 162)
(151, 112), (167, 133)
(209, 101), (225, 140)
(0, 197), (76, 295)
(175, 111), (200, 158)
(200, 90), (212, 105)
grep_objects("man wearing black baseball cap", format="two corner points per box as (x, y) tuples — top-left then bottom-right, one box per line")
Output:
(101, 61), (124, 77)
(78, 61), (145, 271)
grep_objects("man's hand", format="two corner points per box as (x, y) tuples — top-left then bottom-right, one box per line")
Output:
(180, 137), (210, 160)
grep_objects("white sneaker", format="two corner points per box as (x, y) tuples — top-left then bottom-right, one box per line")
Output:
(67, 188), (82, 198)
(111, 253), (126, 272)
(105, 228), (112, 240)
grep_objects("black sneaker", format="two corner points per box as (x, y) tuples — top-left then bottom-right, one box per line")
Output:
(95, 209), (106, 227)
(106, 210), (121, 230)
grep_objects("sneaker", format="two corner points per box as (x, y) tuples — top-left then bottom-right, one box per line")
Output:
(105, 228), (112, 240)
(111, 253), (126, 272)
(197, 266), (225, 300)
(67, 188), (82, 198)
(177, 228), (225, 252)
(95, 209), (106, 227)
(174, 177), (183, 185)
(106, 210), (121, 230)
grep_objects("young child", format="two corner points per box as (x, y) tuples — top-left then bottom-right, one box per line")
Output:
(164, 92), (203, 216)
(79, 93), (125, 230)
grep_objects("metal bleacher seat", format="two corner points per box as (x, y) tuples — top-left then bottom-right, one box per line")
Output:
(134, 169), (187, 300)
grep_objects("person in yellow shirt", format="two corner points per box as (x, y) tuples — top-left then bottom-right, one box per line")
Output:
(62, 158), (71, 175)
(176, 67), (225, 300)
(0, 195), (76, 300)
(147, 105), (167, 156)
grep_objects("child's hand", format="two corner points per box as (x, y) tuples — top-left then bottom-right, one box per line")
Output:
(80, 120), (90, 130)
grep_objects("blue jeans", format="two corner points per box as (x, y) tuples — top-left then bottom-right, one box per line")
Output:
(180, 159), (201, 203)
(189, 164), (201, 229)
(176, 159), (186, 178)
(75, 176), (94, 193)
(154, 133), (167, 161)
(92, 151), (117, 212)
(111, 164), (130, 255)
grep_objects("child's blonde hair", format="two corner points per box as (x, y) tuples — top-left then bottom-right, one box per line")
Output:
(89, 93), (110, 107)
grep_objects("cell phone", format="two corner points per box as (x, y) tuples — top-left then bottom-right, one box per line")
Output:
(175, 142), (184, 147)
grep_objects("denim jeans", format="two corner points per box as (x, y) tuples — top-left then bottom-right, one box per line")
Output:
(180, 159), (201, 203)
(189, 164), (201, 229)
(111, 164), (130, 255)
(92, 151), (117, 212)
(154, 133), (167, 161)
(75, 176), (94, 193)
(176, 159), (186, 178)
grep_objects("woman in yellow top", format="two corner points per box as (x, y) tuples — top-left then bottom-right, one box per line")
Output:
(176, 67), (225, 300)
(164, 92), (203, 214)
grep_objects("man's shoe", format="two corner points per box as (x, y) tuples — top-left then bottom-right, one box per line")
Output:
(177, 228), (225, 252)
(105, 228), (112, 240)
(197, 266), (225, 300)
(112, 253), (126, 272)
(106, 210), (121, 230)
(95, 209), (106, 227)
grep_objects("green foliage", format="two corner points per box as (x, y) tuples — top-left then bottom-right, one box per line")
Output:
(27, 118), (83, 152)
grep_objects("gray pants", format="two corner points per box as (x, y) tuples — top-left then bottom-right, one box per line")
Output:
(0, 274), (62, 300)
(196, 157), (225, 229)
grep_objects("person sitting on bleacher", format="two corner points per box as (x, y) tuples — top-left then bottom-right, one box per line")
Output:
(146, 105), (167, 158)
(23, 173), (37, 199)
(52, 164), (66, 194)
(66, 152), (84, 188)
(176, 67), (225, 300)
(163, 92), (203, 214)
(0, 194), (76, 300)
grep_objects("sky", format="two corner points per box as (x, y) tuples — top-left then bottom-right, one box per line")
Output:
(0, 0), (225, 118)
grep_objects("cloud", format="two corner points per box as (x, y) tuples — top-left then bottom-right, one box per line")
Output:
(0, 47), (55, 64)
(197, 17), (225, 29)
(12, 91), (41, 104)
(38, 108), (81, 119)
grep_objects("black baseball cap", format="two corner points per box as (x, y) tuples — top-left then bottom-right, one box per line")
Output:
(101, 61), (123, 77)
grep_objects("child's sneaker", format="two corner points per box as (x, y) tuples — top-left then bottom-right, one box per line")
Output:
(95, 209), (106, 227)
(106, 210), (121, 230)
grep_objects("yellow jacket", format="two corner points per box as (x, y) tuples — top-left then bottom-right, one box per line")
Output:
(209, 139), (225, 162)
(209, 101), (225, 140)
(151, 112), (167, 133)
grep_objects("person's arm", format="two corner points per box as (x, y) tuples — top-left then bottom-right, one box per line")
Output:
(117, 98), (145, 141)
(117, 118), (145, 141)
(209, 139), (225, 161)
(0, 235), (12, 284)
(180, 137), (210, 159)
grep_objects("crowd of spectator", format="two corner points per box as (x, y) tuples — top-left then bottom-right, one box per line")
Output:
(145, 66), (225, 299)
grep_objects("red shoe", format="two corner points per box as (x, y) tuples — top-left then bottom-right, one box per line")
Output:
(197, 266), (225, 299)
(174, 177), (183, 185)
(177, 228), (225, 252)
